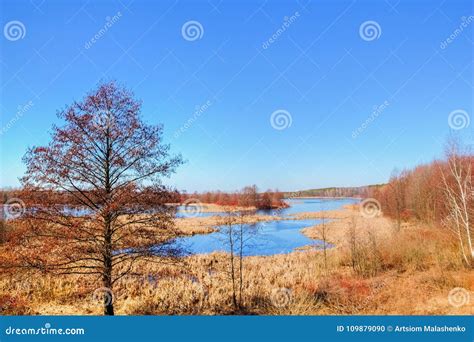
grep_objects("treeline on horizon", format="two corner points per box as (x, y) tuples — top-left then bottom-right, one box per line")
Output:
(0, 185), (379, 206)
(0, 188), (181, 207)
(284, 185), (384, 198)
(180, 185), (286, 210)
(0, 185), (287, 210)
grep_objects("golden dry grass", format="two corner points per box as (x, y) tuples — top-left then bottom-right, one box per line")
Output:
(1, 206), (473, 316)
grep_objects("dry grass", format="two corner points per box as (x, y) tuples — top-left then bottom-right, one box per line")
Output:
(1, 206), (473, 316)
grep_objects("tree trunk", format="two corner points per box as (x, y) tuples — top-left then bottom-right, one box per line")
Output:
(103, 122), (114, 316)
(238, 222), (243, 308)
(228, 223), (237, 310)
(103, 217), (114, 316)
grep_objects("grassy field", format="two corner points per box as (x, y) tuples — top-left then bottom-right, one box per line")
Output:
(0, 205), (472, 316)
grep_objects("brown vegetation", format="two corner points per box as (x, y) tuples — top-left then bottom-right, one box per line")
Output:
(181, 185), (286, 210)
(0, 81), (471, 317)
(370, 140), (473, 267)
(1, 206), (472, 316)
(1, 82), (183, 316)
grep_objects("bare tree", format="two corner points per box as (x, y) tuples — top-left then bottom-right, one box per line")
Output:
(4, 81), (183, 315)
(441, 141), (473, 267)
(219, 208), (255, 311)
(347, 216), (359, 274)
(388, 169), (408, 231)
(236, 210), (253, 306)
(313, 207), (330, 274)
(219, 211), (239, 309)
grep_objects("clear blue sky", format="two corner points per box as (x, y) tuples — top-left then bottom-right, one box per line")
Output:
(0, 0), (473, 192)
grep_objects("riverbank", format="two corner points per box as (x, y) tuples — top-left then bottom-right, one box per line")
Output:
(138, 206), (473, 315)
(174, 202), (289, 214)
(300, 204), (392, 248)
(175, 213), (284, 236)
(0, 205), (472, 316)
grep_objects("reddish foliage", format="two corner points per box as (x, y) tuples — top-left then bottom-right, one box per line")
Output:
(369, 152), (473, 226)
(181, 185), (287, 209)
(1, 81), (184, 315)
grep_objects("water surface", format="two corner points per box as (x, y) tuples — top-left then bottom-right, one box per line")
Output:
(175, 198), (359, 256)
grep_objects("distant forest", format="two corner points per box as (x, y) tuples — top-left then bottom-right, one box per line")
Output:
(0, 184), (384, 207)
(285, 185), (384, 198)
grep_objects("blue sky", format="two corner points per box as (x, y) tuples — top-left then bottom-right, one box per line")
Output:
(0, 0), (473, 192)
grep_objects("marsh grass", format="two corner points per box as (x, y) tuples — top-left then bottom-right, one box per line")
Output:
(0, 208), (472, 315)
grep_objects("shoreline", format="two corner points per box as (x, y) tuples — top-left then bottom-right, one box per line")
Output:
(3, 203), (472, 316)
(286, 196), (361, 200)
(174, 202), (361, 248)
(174, 204), (362, 255)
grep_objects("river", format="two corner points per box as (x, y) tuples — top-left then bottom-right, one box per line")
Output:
(174, 197), (359, 256)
